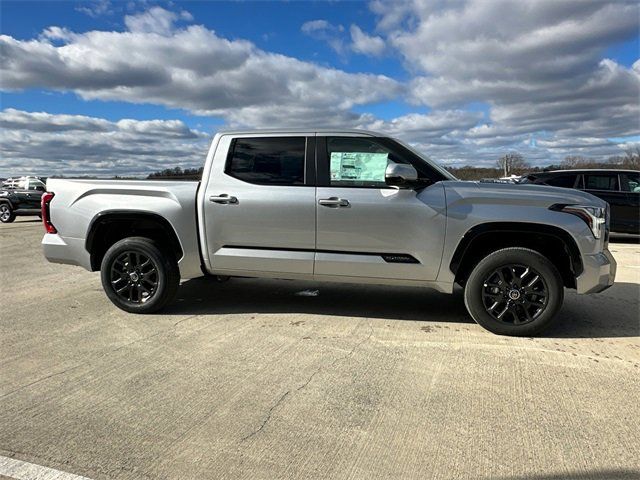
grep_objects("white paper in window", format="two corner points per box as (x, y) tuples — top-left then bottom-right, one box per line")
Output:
(330, 152), (389, 182)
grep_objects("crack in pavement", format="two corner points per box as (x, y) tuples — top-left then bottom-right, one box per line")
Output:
(241, 320), (374, 442)
(240, 391), (290, 442)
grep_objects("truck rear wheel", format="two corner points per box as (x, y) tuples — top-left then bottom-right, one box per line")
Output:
(100, 237), (179, 314)
(463, 247), (564, 336)
(0, 204), (15, 223)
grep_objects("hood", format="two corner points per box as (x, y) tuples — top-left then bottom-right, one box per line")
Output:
(442, 180), (607, 209)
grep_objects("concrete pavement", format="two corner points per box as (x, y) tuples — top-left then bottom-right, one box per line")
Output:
(1, 219), (638, 479)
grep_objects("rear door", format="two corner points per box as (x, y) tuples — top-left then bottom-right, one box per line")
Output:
(314, 135), (446, 281)
(202, 134), (317, 275)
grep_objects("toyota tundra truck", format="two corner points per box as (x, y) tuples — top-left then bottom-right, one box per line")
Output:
(41, 130), (616, 336)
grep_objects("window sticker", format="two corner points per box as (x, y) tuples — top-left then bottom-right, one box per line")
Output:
(330, 152), (389, 182)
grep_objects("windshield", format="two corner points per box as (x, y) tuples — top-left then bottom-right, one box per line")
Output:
(391, 138), (458, 181)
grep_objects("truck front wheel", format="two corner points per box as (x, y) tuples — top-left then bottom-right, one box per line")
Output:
(100, 237), (179, 314)
(463, 247), (564, 336)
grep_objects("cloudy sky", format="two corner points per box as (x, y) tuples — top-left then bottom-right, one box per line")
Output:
(1, 0), (639, 177)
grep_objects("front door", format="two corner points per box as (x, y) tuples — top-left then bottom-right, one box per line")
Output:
(202, 134), (317, 275)
(314, 135), (446, 281)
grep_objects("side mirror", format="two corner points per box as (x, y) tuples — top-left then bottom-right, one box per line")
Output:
(385, 163), (419, 188)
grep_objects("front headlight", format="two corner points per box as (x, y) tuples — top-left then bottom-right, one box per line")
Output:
(551, 204), (606, 239)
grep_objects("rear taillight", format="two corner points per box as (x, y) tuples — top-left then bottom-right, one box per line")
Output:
(41, 191), (57, 234)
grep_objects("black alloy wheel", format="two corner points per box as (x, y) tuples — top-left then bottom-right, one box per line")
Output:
(100, 237), (179, 313)
(481, 264), (548, 325)
(109, 251), (159, 304)
(463, 247), (563, 336)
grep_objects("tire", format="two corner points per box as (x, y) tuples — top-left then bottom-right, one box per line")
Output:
(0, 203), (15, 223)
(100, 237), (180, 314)
(463, 247), (564, 336)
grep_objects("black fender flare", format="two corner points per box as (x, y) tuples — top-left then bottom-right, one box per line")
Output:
(450, 222), (583, 277)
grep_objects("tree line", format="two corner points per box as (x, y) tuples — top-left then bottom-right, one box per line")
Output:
(447, 148), (640, 180)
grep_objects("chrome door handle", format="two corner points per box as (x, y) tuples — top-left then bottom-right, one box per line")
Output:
(318, 197), (350, 208)
(209, 194), (238, 204)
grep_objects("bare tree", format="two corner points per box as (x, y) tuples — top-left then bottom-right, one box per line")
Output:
(623, 147), (640, 169)
(496, 152), (528, 177)
(562, 155), (589, 168)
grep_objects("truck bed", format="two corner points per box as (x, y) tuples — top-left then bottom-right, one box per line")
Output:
(44, 178), (203, 278)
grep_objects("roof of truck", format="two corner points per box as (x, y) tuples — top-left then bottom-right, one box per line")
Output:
(215, 128), (383, 136)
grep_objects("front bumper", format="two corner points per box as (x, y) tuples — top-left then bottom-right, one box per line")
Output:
(576, 248), (616, 294)
(42, 233), (92, 271)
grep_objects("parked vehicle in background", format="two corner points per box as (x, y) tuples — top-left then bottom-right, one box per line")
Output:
(41, 129), (616, 336)
(521, 169), (640, 234)
(0, 176), (47, 223)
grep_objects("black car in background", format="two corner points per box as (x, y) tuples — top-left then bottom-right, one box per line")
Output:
(0, 176), (46, 223)
(521, 169), (639, 234)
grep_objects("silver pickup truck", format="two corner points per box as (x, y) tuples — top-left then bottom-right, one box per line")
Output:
(42, 129), (616, 336)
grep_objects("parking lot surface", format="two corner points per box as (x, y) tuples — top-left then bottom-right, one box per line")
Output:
(1, 218), (639, 480)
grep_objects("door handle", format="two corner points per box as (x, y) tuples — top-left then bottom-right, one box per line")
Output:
(209, 194), (238, 204)
(319, 197), (350, 208)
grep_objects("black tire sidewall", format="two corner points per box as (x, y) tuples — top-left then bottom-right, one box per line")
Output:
(0, 204), (15, 223)
(464, 248), (564, 336)
(100, 237), (178, 314)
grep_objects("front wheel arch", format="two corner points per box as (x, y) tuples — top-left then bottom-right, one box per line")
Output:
(451, 223), (582, 289)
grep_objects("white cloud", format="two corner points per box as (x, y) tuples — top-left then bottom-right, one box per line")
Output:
(1, 10), (401, 127)
(0, 109), (208, 177)
(124, 6), (193, 35)
(1, 3), (638, 174)
(301, 20), (339, 35)
(377, 0), (640, 143)
(302, 20), (386, 57)
(76, 0), (112, 18)
(349, 25), (385, 57)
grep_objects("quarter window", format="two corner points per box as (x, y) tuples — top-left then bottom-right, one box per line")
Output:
(226, 137), (305, 186)
(584, 174), (619, 191)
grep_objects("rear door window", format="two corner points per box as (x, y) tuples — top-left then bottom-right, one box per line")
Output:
(584, 174), (619, 191)
(226, 137), (306, 186)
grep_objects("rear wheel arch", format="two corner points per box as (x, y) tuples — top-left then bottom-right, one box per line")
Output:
(450, 222), (583, 289)
(86, 211), (183, 271)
